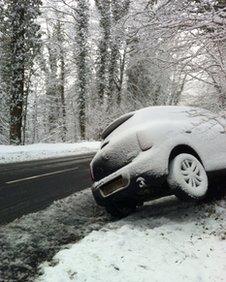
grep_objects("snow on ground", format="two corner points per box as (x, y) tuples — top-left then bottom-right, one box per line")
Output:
(0, 189), (109, 282)
(38, 196), (226, 282)
(0, 142), (100, 164)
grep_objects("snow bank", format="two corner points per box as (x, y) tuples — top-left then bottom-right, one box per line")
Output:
(37, 197), (226, 282)
(0, 142), (100, 164)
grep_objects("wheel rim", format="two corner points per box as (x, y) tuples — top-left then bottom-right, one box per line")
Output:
(180, 158), (203, 188)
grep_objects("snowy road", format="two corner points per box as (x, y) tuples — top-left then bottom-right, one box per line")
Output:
(0, 153), (95, 224)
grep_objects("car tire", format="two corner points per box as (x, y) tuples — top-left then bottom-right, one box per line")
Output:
(167, 153), (208, 201)
(105, 202), (136, 218)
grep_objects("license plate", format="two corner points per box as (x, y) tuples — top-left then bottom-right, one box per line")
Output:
(100, 176), (127, 197)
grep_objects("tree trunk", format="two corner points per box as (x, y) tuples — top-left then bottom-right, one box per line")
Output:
(117, 47), (127, 105)
(76, 0), (89, 140)
(59, 51), (67, 141)
(9, 7), (25, 145)
(78, 50), (86, 140)
(95, 0), (111, 103)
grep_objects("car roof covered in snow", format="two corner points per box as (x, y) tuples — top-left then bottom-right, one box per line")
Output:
(103, 106), (217, 139)
(135, 106), (213, 119)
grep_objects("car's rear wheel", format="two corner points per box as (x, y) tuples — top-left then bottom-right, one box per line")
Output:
(105, 201), (137, 218)
(167, 153), (208, 201)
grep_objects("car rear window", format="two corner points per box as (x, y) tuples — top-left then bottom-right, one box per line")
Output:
(102, 112), (134, 139)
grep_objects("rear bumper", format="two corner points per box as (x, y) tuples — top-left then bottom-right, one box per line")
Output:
(92, 163), (169, 206)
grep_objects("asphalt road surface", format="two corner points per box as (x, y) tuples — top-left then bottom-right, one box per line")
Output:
(0, 153), (95, 224)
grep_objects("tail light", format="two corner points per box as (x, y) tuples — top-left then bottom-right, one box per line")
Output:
(137, 131), (153, 151)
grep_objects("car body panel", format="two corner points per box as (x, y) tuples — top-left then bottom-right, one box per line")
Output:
(90, 106), (226, 206)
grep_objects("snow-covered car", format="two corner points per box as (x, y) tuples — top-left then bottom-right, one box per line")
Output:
(90, 106), (226, 216)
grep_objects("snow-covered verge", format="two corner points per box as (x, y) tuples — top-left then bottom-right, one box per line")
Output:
(0, 189), (109, 282)
(0, 142), (100, 164)
(38, 196), (226, 282)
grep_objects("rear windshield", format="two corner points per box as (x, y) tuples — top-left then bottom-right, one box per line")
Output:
(102, 112), (134, 139)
